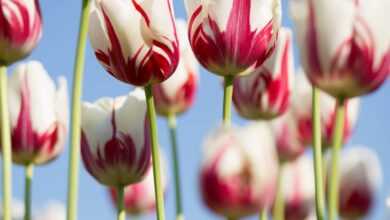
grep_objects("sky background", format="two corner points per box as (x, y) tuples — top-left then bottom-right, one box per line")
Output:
(1, 0), (389, 219)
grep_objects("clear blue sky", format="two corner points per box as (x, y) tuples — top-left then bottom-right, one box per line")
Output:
(2, 0), (389, 219)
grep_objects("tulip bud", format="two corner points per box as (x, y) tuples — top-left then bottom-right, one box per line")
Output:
(200, 123), (278, 219)
(88, 0), (179, 86)
(109, 155), (167, 216)
(152, 19), (199, 116)
(185, 0), (281, 76)
(290, 0), (390, 98)
(271, 112), (306, 162)
(280, 155), (315, 220)
(81, 89), (151, 187)
(292, 72), (360, 148)
(233, 27), (294, 120)
(332, 147), (382, 219)
(3, 61), (68, 166)
(0, 0), (42, 65)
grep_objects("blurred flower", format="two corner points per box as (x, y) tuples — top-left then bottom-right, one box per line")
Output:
(290, 0), (390, 98)
(329, 147), (382, 219)
(0, 0), (42, 65)
(88, 0), (179, 86)
(233, 27), (294, 120)
(109, 154), (167, 215)
(152, 19), (199, 116)
(81, 89), (151, 187)
(279, 155), (315, 220)
(33, 201), (65, 220)
(0, 199), (24, 220)
(185, 0), (281, 76)
(291, 72), (360, 148)
(200, 123), (278, 219)
(5, 61), (68, 166)
(271, 112), (306, 162)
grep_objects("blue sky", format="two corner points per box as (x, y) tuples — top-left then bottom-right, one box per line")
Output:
(1, 0), (389, 219)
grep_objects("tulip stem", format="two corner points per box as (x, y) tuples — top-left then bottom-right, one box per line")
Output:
(273, 163), (285, 220)
(145, 85), (166, 220)
(24, 164), (34, 220)
(117, 186), (125, 220)
(259, 209), (268, 220)
(223, 76), (234, 126)
(66, 0), (91, 220)
(311, 87), (326, 220)
(328, 98), (345, 220)
(168, 113), (184, 220)
(0, 65), (12, 220)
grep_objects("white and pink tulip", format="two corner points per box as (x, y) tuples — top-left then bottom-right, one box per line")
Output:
(81, 89), (151, 187)
(0, 0), (42, 65)
(152, 19), (199, 116)
(233, 27), (294, 120)
(290, 0), (390, 98)
(88, 0), (179, 86)
(200, 123), (278, 219)
(185, 0), (281, 76)
(6, 61), (68, 166)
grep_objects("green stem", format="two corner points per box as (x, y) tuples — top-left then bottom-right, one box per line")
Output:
(259, 209), (268, 220)
(312, 87), (326, 220)
(0, 65), (12, 220)
(144, 85), (166, 220)
(328, 99), (346, 220)
(273, 163), (285, 220)
(117, 186), (125, 220)
(168, 113), (184, 220)
(66, 0), (91, 219)
(223, 76), (234, 126)
(24, 164), (34, 220)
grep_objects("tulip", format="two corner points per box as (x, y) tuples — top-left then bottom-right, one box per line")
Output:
(200, 123), (278, 219)
(185, 0), (281, 76)
(290, 0), (390, 99)
(6, 61), (68, 165)
(4, 61), (68, 220)
(280, 155), (315, 220)
(185, 0), (281, 125)
(233, 27), (293, 120)
(88, 0), (179, 87)
(329, 147), (382, 219)
(271, 112), (306, 162)
(0, 0), (42, 65)
(1, 2), (43, 217)
(152, 19), (199, 116)
(81, 89), (151, 187)
(291, 72), (359, 148)
(109, 156), (167, 216)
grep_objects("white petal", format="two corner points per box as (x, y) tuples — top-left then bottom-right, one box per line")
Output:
(81, 99), (114, 156)
(315, 0), (356, 73)
(115, 88), (147, 161)
(161, 19), (199, 99)
(338, 146), (382, 193)
(8, 61), (57, 133)
(237, 122), (278, 195)
(138, 0), (177, 44)
(99, 0), (147, 60)
(250, 0), (275, 31)
(282, 155), (315, 202)
(88, 2), (110, 54)
(358, 0), (390, 69)
(262, 27), (294, 81)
